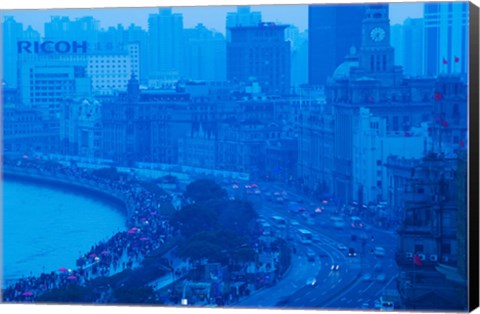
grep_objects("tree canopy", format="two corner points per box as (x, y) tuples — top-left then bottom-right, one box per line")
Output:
(183, 179), (227, 203)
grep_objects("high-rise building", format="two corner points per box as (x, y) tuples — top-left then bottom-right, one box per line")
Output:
(44, 16), (100, 51)
(2, 16), (24, 88)
(403, 19), (425, 77)
(86, 43), (140, 95)
(226, 6), (262, 40)
(286, 26), (309, 89)
(183, 24), (226, 82)
(227, 22), (291, 95)
(148, 8), (184, 84)
(424, 2), (469, 77)
(390, 24), (404, 71)
(390, 19), (426, 78)
(19, 58), (91, 119)
(96, 23), (149, 83)
(308, 4), (365, 85)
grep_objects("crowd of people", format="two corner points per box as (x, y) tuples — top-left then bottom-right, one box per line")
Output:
(2, 157), (174, 302)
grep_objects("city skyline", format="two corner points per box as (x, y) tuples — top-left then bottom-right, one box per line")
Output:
(1, 3), (424, 36)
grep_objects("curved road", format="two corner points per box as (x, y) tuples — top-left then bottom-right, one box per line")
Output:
(229, 181), (399, 310)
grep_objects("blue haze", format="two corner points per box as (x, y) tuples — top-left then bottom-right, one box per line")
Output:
(0, 2), (469, 310)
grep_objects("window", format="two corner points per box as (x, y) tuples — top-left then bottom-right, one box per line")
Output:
(414, 244), (424, 253)
(442, 243), (451, 254)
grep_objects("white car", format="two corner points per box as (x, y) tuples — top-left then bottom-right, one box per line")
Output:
(306, 277), (317, 286)
(374, 246), (386, 257)
(330, 264), (340, 271)
(337, 244), (348, 251)
(376, 273), (386, 282)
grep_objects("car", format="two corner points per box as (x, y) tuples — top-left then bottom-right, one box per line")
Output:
(291, 220), (300, 226)
(306, 277), (317, 286)
(374, 246), (386, 257)
(337, 244), (348, 251)
(312, 235), (322, 243)
(361, 302), (370, 309)
(376, 273), (386, 282)
(348, 248), (357, 257)
(330, 264), (340, 271)
(306, 249), (316, 262)
(362, 273), (373, 281)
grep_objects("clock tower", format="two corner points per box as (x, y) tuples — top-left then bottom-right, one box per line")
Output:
(358, 4), (396, 75)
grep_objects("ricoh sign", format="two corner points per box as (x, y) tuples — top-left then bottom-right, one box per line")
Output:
(17, 41), (88, 54)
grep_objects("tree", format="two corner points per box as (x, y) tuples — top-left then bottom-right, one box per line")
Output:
(177, 239), (226, 263)
(91, 167), (125, 181)
(216, 200), (258, 237)
(184, 179), (227, 203)
(232, 247), (257, 263)
(169, 203), (218, 238)
(176, 230), (250, 264)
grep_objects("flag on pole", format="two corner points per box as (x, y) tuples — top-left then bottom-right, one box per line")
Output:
(443, 58), (448, 65)
(434, 91), (442, 101)
(454, 56), (460, 63)
(441, 120), (449, 128)
(414, 254), (423, 266)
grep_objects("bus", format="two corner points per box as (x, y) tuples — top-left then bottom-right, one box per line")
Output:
(271, 216), (287, 229)
(298, 229), (313, 244)
(330, 216), (345, 229)
(350, 216), (363, 228)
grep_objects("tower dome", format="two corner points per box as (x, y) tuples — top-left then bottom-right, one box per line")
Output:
(332, 46), (359, 80)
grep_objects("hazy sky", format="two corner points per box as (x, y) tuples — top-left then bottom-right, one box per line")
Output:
(2, 3), (423, 36)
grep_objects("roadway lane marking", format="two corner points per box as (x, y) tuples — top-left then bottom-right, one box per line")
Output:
(360, 282), (376, 294)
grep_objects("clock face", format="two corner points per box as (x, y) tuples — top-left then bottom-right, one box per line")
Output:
(370, 27), (386, 42)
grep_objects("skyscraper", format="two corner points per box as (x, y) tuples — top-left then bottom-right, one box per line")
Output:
(183, 24), (226, 82)
(308, 4), (365, 85)
(226, 6), (262, 40)
(2, 16), (24, 88)
(424, 2), (469, 77)
(403, 18), (425, 77)
(286, 26), (309, 89)
(390, 19), (425, 77)
(148, 8), (184, 84)
(44, 16), (100, 51)
(227, 23), (291, 95)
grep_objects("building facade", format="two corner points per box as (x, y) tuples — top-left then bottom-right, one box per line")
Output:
(308, 4), (365, 85)
(148, 8), (184, 83)
(326, 4), (434, 206)
(423, 2), (469, 77)
(227, 23), (291, 95)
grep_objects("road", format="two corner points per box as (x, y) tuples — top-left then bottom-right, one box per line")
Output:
(228, 180), (400, 310)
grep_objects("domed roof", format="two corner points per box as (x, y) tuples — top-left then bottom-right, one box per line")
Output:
(332, 46), (359, 80)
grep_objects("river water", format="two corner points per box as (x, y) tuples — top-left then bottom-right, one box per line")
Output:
(2, 177), (126, 286)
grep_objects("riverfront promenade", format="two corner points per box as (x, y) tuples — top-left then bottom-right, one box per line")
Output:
(2, 157), (173, 302)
